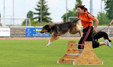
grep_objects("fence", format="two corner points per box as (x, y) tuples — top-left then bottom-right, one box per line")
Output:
(0, 18), (31, 26)
(0, 26), (112, 38)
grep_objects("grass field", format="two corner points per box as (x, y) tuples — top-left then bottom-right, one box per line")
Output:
(0, 39), (112, 67)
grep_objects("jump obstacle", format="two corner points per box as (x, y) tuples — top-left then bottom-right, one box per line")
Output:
(57, 41), (103, 65)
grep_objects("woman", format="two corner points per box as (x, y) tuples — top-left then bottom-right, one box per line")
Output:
(77, 5), (112, 49)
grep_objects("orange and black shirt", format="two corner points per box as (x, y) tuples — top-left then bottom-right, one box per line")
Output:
(77, 11), (94, 29)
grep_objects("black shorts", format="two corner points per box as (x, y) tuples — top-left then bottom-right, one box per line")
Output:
(78, 26), (99, 49)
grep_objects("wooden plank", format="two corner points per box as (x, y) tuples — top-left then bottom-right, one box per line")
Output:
(73, 41), (103, 65)
(57, 41), (80, 63)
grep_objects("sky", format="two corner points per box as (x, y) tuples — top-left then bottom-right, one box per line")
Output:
(0, 0), (105, 25)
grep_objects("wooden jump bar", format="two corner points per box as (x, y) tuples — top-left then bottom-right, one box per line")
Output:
(68, 49), (83, 50)
(63, 59), (75, 61)
(65, 53), (80, 56)
(71, 44), (84, 46)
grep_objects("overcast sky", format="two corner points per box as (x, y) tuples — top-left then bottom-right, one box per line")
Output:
(0, 0), (105, 24)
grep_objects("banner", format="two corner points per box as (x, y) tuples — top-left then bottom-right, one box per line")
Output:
(0, 28), (10, 36)
(25, 28), (51, 37)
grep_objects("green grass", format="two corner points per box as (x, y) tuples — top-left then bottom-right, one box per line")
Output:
(0, 39), (112, 67)
(98, 24), (113, 26)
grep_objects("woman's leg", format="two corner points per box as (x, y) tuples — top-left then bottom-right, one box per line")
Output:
(99, 42), (105, 46)
(99, 39), (112, 48)
(78, 32), (87, 49)
(78, 26), (91, 49)
(93, 39), (112, 48)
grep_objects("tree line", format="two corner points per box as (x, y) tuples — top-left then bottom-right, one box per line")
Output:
(22, 0), (113, 26)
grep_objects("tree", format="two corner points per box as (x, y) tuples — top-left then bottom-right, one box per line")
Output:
(22, 19), (29, 26)
(22, 11), (34, 26)
(61, 10), (74, 22)
(33, 0), (52, 23)
(103, 0), (113, 19)
(27, 11), (33, 19)
(97, 11), (110, 25)
(61, 0), (82, 22)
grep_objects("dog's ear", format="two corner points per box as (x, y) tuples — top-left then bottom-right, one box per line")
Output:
(45, 24), (51, 29)
(44, 24), (52, 32)
(54, 24), (59, 36)
(48, 24), (52, 28)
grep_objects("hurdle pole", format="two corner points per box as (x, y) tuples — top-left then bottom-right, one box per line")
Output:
(108, 26), (110, 37)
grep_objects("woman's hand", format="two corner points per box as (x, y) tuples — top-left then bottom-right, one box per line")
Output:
(93, 28), (97, 33)
(109, 20), (113, 26)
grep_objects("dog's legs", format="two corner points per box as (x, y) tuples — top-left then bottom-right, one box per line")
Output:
(104, 36), (112, 42)
(46, 35), (60, 47)
(78, 31), (82, 36)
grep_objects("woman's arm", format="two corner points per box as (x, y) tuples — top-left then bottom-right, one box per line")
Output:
(92, 16), (99, 33)
(109, 20), (113, 26)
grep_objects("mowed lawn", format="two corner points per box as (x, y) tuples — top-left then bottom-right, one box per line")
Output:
(0, 39), (112, 67)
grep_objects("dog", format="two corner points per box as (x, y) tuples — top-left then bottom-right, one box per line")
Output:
(40, 19), (82, 47)
(94, 31), (111, 42)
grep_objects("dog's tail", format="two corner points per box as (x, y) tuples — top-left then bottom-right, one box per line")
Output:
(72, 18), (81, 23)
(73, 19), (82, 27)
